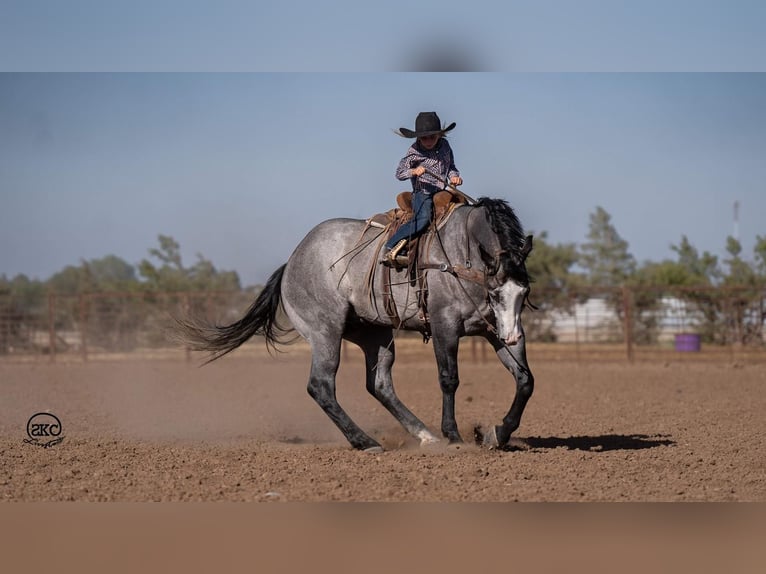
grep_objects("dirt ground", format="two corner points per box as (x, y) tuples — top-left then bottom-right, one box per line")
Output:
(1, 342), (764, 501)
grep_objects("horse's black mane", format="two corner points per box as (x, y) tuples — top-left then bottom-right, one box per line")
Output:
(475, 197), (527, 263)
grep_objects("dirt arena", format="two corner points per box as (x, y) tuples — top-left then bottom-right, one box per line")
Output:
(1, 341), (764, 501)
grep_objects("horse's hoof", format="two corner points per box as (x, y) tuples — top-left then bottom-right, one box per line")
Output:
(362, 445), (384, 454)
(417, 430), (440, 446)
(474, 425), (499, 449)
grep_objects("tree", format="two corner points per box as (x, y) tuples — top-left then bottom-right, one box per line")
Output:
(576, 207), (636, 341)
(523, 231), (584, 341)
(47, 255), (139, 295)
(661, 236), (722, 343)
(754, 235), (766, 276)
(47, 265), (89, 295)
(138, 234), (241, 292)
(751, 235), (766, 344)
(138, 235), (188, 291)
(579, 206), (636, 287)
(525, 231), (581, 291)
(0, 273), (45, 300)
(87, 255), (138, 290)
(719, 236), (764, 345)
(670, 235), (719, 285)
(655, 234), (766, 346)
(0, 274), (47, 353)
(630, 258), (713, 345)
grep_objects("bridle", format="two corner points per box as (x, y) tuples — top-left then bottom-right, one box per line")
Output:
(420, 205), (535, 336)
(418, 210), (535, 378)
(393, 168), (535, 375)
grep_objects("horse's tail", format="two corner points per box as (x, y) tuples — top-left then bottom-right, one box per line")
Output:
(174, 264), (292, 363)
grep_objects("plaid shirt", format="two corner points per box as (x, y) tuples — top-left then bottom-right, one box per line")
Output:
(395, 138), (460, 195)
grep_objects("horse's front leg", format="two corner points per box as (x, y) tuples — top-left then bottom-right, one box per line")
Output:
(480, 333), (535, 448)
(432, 332), (463, 444)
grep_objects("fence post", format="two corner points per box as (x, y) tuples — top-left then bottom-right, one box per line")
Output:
(572, 294), (581, 361)
(183, 293), (191, 363)
(622, 285), (634, 363)
(79, 293), (88, 362)
(48, 292), (56, 363)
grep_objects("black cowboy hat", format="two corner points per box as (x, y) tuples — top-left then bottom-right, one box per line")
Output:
(397, 111), (456, 138)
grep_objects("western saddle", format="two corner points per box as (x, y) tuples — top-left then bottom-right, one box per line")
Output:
(363, 190), (466, 339)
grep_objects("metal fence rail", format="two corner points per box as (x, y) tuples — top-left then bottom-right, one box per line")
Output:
(1, 285), (764, 362)
(0, 291), (254, 362)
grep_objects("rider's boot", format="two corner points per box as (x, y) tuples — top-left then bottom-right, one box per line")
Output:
(382, 239), (407, 266)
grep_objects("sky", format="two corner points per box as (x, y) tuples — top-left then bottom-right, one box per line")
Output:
(2, 73), (765, 287)
(1, 0), (765, 71)
(1, 1), (765, 288)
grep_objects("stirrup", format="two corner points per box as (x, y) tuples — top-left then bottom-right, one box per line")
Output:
(381, 239), (407, 265)
(382, 255), (409, 268)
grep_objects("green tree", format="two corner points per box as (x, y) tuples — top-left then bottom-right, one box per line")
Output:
(632, 260), (700, 288)
(579, 206), (636, 287)
(188, 255), (241, 291)
(751, 235), (766, 344)
(630, 258), (710, 345)
(719, 236), (763, 344)
(669, 235), (719, 285)
(0, 274), (47, 353)
(664, 236), (722, 343)
(754, 235), (766, 276)
(577, 207), (636, 341)
(524, 231), (582, 341)
(524, 231), (584, 341)
(47, 255), (139, 294)
(138, 234), (241, 292)
(525, 231), (581, 291)
(0, 273), (45, 300)
(138, 235), (187, 291)
(657, 234), (766, 345)
(87, 255), (139, 291)
(47, 265), (89, 295)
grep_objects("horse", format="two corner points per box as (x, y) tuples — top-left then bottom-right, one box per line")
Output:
(175, 196), (535, 452)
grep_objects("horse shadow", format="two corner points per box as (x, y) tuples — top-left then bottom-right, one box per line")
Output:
(505, 433), (676, 452)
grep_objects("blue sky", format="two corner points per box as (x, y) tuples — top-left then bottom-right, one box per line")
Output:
(1, 0), (765, 71)
(2, 73), (765, 287)
(2, 1), (765, 286)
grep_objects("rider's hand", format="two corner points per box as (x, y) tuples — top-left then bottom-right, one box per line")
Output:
(450, 176), (463, 186)
(411, 166), (426, 177)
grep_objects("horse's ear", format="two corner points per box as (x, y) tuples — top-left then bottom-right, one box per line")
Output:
(521, 235), (534, 260)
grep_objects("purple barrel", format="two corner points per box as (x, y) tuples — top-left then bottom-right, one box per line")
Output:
(675, 333), (701, 352)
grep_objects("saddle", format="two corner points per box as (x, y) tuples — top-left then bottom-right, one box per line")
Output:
(367, 190), (465, 236)
(363, 190), (467, 340)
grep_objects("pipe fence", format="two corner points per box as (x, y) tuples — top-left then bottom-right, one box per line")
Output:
(1, 285), (764, 363)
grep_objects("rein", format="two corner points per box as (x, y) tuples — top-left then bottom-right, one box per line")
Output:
(420, 218), (537, 375)
(421, 205), (536, 378)
(417, 261), (486, 284)
(420, 205), (500, 337)
(422, 167), (477, 204)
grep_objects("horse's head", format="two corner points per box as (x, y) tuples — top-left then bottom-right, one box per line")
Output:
(472, 199), (533, 346)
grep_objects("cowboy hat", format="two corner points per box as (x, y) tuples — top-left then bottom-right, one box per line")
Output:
(396, 111), (456, 138)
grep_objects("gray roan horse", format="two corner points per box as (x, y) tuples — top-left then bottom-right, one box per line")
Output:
(176, 197), (534, 452)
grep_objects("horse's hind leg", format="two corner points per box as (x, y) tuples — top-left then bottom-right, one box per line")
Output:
(345, 326), (439, 446)
(306, 334), (383, 452)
